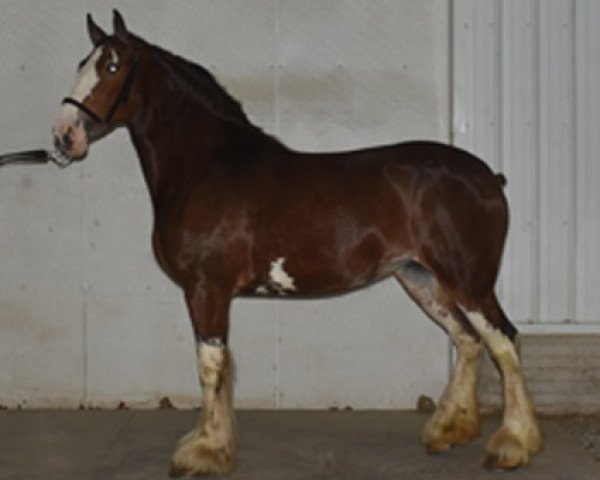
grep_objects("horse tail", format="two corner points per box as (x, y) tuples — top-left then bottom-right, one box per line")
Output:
(495, 173), (507, 187)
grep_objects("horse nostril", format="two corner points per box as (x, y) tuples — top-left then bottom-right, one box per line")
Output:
(61, 132), (73, 150)
(53, 129), (73, 153)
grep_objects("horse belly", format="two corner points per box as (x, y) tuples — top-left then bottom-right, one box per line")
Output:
(245, 173), (411, 296)
(247, 227), (409, 297)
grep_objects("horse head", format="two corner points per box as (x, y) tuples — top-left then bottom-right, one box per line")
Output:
(53, 10), (140, 159)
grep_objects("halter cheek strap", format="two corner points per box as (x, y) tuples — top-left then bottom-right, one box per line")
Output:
(62, 53), (139, 125)
(61, 97), (102, 123)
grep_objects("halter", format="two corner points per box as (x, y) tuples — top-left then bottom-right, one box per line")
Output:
(61, 53), (139, 125)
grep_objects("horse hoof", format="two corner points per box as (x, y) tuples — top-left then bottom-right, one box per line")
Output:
(170, 440), (235, 477)
(483, 426), (541, 470)
(483, 444), (528, 470)
(422, 414), (480, 453)
(168, 465), (191, 478)
(425, 440), (453, 454)
(168, 460), (232, 478)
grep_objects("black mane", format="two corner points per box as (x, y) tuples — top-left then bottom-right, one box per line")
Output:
(133, 34), (254, 128)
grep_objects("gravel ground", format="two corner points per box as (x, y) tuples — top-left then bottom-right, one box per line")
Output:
(561, 415), (600, 461)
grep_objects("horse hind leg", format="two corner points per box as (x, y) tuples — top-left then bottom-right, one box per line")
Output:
(460, 294), (543, 469)
(394, 261), (483, 453)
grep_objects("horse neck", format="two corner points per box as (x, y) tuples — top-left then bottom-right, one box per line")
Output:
(126, 54), (231, 208)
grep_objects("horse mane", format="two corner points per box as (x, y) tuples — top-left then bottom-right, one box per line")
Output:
(131, 34), (257, 129)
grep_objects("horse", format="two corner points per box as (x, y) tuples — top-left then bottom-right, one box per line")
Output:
(52, 10), (542, 477)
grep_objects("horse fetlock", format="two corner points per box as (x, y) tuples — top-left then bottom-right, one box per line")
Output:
(170, 430), (236, 477)
(175, 428), (201, 449)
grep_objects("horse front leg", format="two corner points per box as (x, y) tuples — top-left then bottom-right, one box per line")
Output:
(170, 281), (236, 477)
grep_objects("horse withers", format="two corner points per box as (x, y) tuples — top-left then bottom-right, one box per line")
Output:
(52, 11), (542, 476)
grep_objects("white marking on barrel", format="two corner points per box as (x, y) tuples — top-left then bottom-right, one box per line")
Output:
(255, 285), (269, 295)
(269, 257), (297, 292)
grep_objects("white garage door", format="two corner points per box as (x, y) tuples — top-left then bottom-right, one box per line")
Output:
(453, 0), (600, 332)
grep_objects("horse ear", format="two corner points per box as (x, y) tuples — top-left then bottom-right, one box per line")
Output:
(113, 9), (129, 41)
(87, 13), (107, 46)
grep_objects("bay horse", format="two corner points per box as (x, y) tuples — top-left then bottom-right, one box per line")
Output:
(53, 11), (542, 476)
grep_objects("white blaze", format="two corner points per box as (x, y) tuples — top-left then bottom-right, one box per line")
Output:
(53, 46), (105, 158)
(56, 46), (103, 129)
(71, 47), (103, 102)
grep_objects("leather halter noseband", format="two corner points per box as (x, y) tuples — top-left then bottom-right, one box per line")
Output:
(62, 53), (139, 125)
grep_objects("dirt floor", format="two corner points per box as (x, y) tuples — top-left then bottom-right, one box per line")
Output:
(0, 410), (597, 480)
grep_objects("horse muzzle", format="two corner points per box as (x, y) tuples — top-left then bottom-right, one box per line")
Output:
(52, 108), (90, 160)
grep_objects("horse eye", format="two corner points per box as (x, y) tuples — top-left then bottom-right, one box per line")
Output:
(107, 63), (119, 74)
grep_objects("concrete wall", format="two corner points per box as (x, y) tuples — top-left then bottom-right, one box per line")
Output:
(0, 1), (450, 408)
